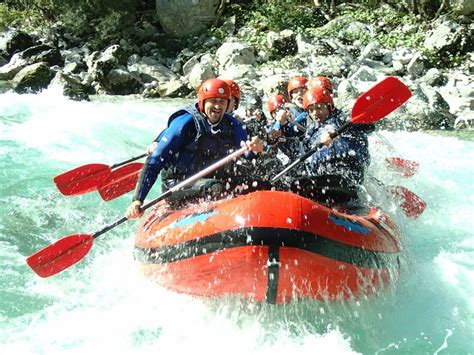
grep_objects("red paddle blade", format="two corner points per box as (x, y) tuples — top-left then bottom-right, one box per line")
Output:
(386, 157), (419, 177)
(351, 77), (412, 124)
(54, 164), (111, 196)
(98, 162), (143, 201)
(26, 234), (94, 278)
(391, 186), (427, 218)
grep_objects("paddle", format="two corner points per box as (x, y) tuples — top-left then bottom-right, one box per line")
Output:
(281, 113), (419, 177)
(286, 116), (307, 132)
(271, 76), (413, 182)
(385, 157), (419, 177)
(26, 146), (249, 278)
(53, 153), (147, 196)
(367, 176), (426, 218)
(391, 185), (426, 218)
(373, 132), (419, 177)
(98, 162), (144, 201)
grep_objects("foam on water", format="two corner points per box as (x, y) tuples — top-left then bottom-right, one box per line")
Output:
(1, 92), (473, 354)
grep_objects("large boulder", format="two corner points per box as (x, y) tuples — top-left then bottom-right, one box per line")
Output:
(106, 67), (142, 95)
(87, 45), (127, 83)
(12, 62), (53, 93)
(424, 20), (473, 55)
(380, 83), (456, 131)
(0, 44), (62, 80)
(48, 72), (91, 101)
(128, 56), (178, 83)
(266, 30), (298, 57)
(155, 0), (223, 37)
(0, 29), (35, 59)
(215, 42), (256, 70)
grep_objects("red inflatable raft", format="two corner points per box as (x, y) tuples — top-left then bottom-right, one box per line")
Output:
(134, 190), (401, 304)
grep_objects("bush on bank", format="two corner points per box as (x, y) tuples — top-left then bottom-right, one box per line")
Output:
(0, 0), (468, 68)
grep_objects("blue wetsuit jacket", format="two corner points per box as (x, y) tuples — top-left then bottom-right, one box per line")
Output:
(305, 109), (374, 185)
(134, 104), (248, 202)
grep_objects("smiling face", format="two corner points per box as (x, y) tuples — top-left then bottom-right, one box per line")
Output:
(307, 103), (331, 123)
(204, 98), (229, 124)
(290, 87), (306, 108)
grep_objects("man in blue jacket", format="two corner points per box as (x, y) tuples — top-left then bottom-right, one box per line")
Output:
(291, 86), (374, 205)
(126, 78), (263, 219)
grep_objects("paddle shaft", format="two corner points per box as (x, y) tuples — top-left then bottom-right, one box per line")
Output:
(92, 146), (249, 239)
(110, 153), (147, 169)
(271, 121), (349, 182)
(285, 121), (418, 177)
(282, 116), (306, 132)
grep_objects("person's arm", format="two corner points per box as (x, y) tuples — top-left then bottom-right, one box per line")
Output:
(315, 123), (369, 165)
(126, 114), (195, 220)
(276, 111), (304, 138)
(229, 116), (263, 156)
(146, 129), (167, 155)
(294, 112), (307, 125)
(134, 114), (195, 203)
(229, 116), (247, 145)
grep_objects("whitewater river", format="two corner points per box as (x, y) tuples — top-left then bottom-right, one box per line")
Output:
(1, 91), (473, 354)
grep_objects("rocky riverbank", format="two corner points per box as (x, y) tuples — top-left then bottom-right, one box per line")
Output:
(0, 10), (472, 130)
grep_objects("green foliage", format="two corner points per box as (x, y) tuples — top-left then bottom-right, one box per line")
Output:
(0, 4), (20, 27)
(207, 0), (327, 59)
(306, 7), (427, 49)
(0, 0), (137, 50)
(0, 3), (47, 29)
(1, 0), (465, 69)
(54, 0), (137, 49)
(332, 7), (466, 68)
(247, 0), (323, 32)
(360, 0), (382, 9)
(424, 50), (468, 69)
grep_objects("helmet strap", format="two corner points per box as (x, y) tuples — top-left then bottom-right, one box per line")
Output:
(207, 118), (222, 134)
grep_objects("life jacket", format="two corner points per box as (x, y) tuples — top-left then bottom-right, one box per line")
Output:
(276, 113), (305, 162)
(161, 104), (237, 182)
(306, 110), (371, 185)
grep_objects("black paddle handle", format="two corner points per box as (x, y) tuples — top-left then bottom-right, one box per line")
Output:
(110, 153), (147, 169)
(93, 190), (173, 239)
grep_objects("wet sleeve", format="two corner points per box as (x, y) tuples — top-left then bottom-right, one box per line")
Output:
(154, 129), (166, 142)
(295, 112), (307, 126)
(133, 114), (195, 202)
(230, 117), (248, 147)
(230, 117), (260, 159)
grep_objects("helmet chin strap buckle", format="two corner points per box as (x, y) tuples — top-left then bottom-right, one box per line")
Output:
(210, 126), (221, 134)
(207, 118), (222, 134)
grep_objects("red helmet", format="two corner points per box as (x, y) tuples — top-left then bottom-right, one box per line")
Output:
(198, 78), (231, 112)
(303, 87), (334, 110)
(267, 94), (288, 114)
(223, 79), (241, 109)
(287, 76), (308, 96)
(307, 76), (334, 93)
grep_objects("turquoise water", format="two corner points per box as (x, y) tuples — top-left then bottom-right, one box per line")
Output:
(1, 91), (473, 354)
